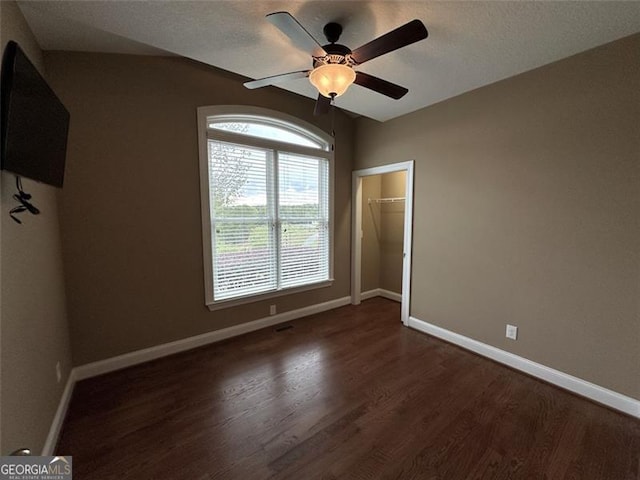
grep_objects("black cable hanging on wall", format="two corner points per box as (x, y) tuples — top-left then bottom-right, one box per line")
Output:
(9, 176), (40, 224)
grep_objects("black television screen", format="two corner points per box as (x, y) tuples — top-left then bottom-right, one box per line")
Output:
(1, 40), (69, 187)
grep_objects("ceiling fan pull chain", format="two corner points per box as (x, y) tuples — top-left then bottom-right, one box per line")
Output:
(331, 96), (336, 151)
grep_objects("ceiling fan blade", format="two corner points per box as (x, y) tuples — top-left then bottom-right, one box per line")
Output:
(354, 72), (408, 99)
(267, 12), (327, 57)
(351, 19), (428, 65)
(314, 94), (331, 116)
(244, 70), (310, 89)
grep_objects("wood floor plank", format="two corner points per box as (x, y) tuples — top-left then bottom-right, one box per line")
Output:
(56, 298), (640, 479)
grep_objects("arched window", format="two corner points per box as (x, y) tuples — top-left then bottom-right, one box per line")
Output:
(197, 106), (334, 309)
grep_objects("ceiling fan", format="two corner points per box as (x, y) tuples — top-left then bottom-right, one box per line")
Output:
(244, 12), (428, 116)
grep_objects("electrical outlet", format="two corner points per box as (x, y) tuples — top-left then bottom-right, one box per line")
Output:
(270, 304), (277, 316)
(506, 324), (518, 340)
(56, 361), (62, 383)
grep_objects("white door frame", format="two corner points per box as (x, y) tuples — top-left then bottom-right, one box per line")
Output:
(351, 160), (414, 326)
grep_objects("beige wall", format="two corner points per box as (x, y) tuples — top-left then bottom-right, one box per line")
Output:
(0, 1), (72, 454)
(379, 172), (405, 294)
(43, 51), (355, 365)
(361, 175), (381, 292)
(355, 34), (640, 399)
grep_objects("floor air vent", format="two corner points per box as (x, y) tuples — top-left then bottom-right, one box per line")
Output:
(275, 325), (293, 332)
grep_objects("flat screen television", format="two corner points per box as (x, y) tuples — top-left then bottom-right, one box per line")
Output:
(1, 40), (69, 187)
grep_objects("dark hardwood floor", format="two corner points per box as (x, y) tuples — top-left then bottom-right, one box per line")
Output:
(57, 298), (639, 479)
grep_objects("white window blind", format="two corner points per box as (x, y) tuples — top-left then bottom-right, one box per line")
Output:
(209, 140), (277, 300)
(278, 153), (329, 289)
(207, 129), (330, 303)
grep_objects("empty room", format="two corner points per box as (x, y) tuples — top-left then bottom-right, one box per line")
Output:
(1, 1), (638, 479)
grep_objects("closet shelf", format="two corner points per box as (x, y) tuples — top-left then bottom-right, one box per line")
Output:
(368, 197), (406, 204)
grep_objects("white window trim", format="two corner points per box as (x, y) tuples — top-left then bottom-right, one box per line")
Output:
(197, 106), (335, 311)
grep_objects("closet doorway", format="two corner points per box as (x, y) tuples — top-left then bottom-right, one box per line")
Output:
(351, 161), (414, 325)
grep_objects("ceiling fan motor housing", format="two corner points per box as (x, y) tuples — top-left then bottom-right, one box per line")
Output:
(313, 44), (354, 68)
(313, 22), (356, 68)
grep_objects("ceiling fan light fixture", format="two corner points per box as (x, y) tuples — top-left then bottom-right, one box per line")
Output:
(309, 64), (356, 98)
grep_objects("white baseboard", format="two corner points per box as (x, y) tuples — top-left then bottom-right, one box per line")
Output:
(41, 369), (76, 455)
(360, 288), (402, 303)
(408, 316), (640, 418)
(74, 296), (351, 381)
(360, 289), (379, 301)
(378, 289), (402, 303)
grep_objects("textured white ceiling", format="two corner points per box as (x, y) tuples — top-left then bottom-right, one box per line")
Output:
(17, 1), (640, 121)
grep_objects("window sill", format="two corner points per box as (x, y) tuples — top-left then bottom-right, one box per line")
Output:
(206, 279), (334, 311)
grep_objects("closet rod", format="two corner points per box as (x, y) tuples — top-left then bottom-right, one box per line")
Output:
(368, 197), (406, 204)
